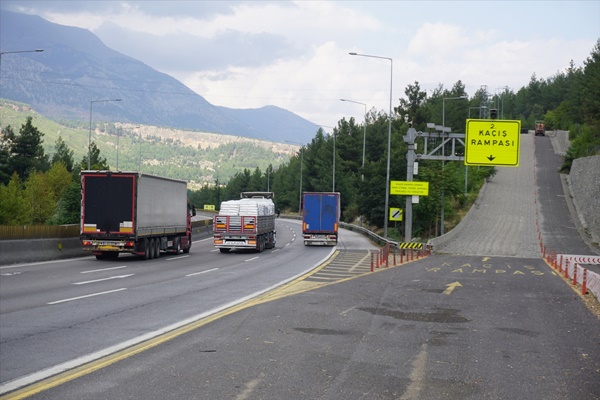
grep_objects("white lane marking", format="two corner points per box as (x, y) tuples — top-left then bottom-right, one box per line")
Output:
(0, 256), (91, 270)
(81, 266), (127, 274)
(244, 257), (259, 262)
(186, 268), (219, 277)
(73, 274), (134, 285)
(47, 288), (127, 305)
(167, 255), (190, 261)
(285, 243), (291, 247)
(340, 306), (357, 316)
(4, 246), (337, 395)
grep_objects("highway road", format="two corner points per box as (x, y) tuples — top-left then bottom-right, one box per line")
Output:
(0, 220), (376, 391)
(1, 134), (599, 399)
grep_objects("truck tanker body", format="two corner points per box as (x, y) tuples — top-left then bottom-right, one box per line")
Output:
(213, 192), (276, 253)
(80, 171), (195, 260)
(302, 192), (340, 246)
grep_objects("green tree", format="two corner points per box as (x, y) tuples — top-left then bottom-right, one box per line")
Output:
(0, 125), (15, 185)
(80, 142), (109, 170)
(51, 136), (75, 172)
(52, 179), (81, 224)
(395, 81), (428, 127)
(46, 162), (73, 204)
(10, 117), (50, 180)
(23, 170), (56, 224)
(0, 173), (27, 224)
(580, 39), (600, 127)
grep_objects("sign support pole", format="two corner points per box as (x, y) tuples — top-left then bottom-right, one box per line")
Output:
(403, 127), (417, 242)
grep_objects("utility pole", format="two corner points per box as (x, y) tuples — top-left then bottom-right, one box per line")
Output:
(403, 127), (417, 242)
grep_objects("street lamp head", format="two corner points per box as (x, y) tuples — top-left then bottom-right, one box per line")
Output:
(35, 49), (44, 52)
(349, 52), (357, 55)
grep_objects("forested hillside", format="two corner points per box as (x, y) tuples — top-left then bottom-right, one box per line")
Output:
(0, 100), (298, 186)
(2, 40), (599, 241)
(191, 39), (600, 240)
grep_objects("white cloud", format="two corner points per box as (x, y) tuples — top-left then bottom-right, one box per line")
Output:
(1, 0), (597, 127)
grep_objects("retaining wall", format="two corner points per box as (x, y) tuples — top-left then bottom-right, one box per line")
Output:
(568, 155), (600, 245)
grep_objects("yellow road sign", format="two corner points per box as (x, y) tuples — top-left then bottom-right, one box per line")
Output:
(465, 119), (520, 166)
(389, 208), (403, 221)
(390, 180), (429, 196)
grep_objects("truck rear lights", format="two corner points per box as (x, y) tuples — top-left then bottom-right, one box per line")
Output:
(82, 240), (93, 247)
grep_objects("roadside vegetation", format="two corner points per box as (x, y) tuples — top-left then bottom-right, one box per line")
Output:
(1, 40), (599, 241)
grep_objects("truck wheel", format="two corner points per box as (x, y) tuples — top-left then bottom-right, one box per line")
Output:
(155, 238), (161, 258)
(183, 234), (192, 254)
(173, 237), (181, 254)
(95, 253), (106, 260)
(257, 237), (265, 252)
(143, 239), (150, 260)
(266, 233), (275, 249)
(148, 238), (155, 259)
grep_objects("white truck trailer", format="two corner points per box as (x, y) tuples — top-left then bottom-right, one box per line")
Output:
(80, 171), (195, 260)
(213, 192), (276, 253)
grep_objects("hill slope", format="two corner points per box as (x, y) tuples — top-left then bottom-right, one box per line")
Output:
(0, 10), (317, 144)
(1, 100), (300, 188)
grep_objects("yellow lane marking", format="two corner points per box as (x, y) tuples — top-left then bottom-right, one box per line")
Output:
(442, 282), (462, 295)
(2, 249), (427, 399)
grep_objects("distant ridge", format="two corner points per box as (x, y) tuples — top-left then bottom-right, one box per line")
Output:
(0, 10), (317, 144)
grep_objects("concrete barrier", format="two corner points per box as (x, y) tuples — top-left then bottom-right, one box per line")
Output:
(0, 221), (214, 266)
(0, 237), (84, 266)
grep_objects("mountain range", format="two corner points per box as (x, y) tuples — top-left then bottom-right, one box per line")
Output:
(0, 10), (318, 144)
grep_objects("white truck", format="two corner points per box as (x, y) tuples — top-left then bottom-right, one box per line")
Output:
(213, 192), (276, 253)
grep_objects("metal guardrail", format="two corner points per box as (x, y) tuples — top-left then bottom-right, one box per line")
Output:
(280, 214), (406, 249)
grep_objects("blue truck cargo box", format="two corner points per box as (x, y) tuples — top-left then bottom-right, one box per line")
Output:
(302, 192), (340, 246)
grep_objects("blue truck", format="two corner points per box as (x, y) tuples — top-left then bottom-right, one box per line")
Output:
(302, 192), (340, 246)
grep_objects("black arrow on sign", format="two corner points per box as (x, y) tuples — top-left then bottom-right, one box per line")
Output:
(487, 155), (496, 161)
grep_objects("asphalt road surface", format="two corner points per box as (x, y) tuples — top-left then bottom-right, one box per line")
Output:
(1, 134), (599, 399)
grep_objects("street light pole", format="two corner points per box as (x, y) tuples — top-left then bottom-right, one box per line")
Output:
(88, 98), (121, 170)
(340, 99), (367, 181)
(285, 141), (304, 215)
(349, 52), (393, 237)
(0, 49), (44, 69)
(116, 130), (120, 170)
(441, 95), (468, 235)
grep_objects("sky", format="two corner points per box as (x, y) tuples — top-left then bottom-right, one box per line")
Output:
(1, 0), (599, 128)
